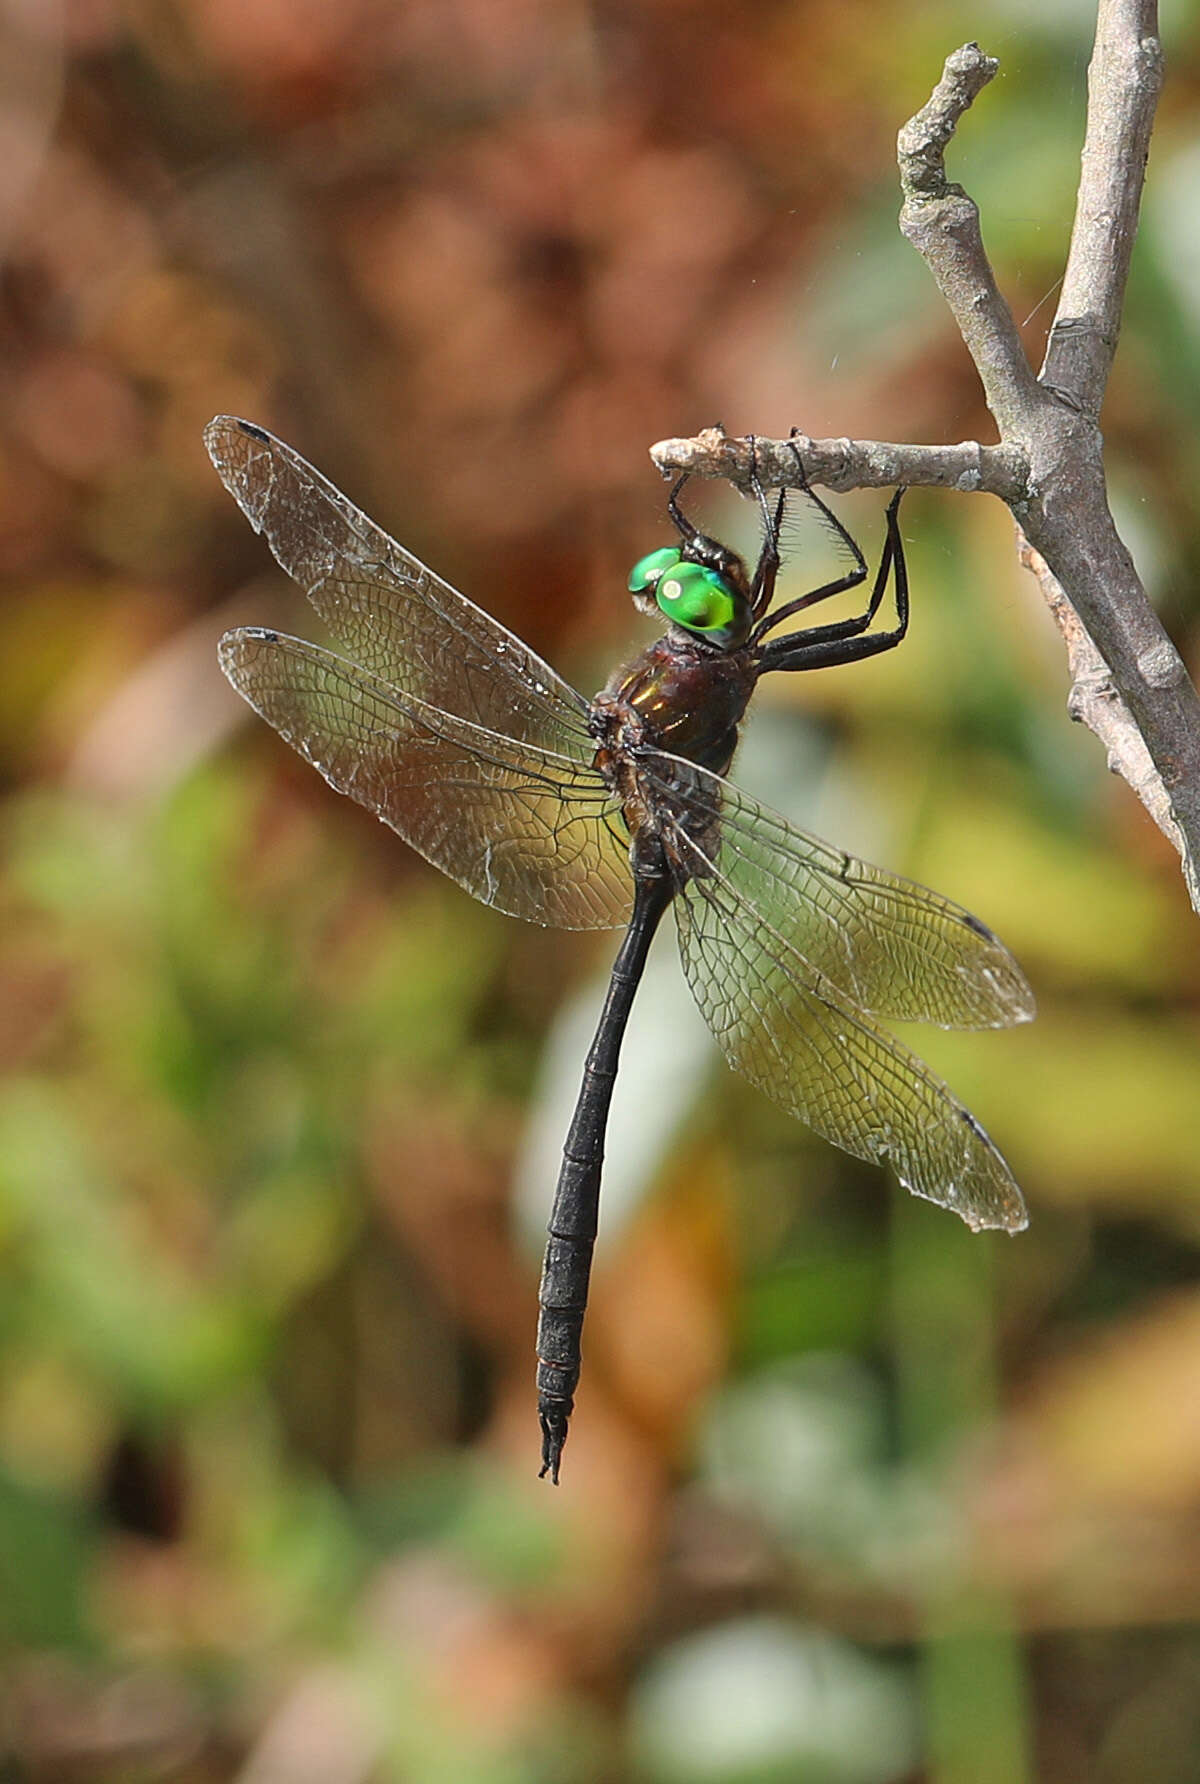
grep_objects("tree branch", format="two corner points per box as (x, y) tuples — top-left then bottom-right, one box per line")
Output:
(1016, 531), (1187, 860)
(651, 429), (1029, 502)
(896, 43), (1041, 433)
(651, 4), (1200, 913)
(1041, 0), (1164, 412)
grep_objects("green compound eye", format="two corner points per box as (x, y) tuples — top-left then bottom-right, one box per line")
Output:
(655, 561), (737, 634)
(627, 547), (682, 593)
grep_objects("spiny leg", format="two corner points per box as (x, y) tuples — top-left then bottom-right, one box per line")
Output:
(669, 441), (783, 615)
(667, 474), (701, 550)
(747, 435), (788, 619)
(782, 434), (871, 587)
(758, 488), (908, 673)
(665, 466), (756, 601)
(749, 437), (872, 645)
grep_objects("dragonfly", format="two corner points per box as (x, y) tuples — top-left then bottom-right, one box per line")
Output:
(207, 416), (1033, 1484)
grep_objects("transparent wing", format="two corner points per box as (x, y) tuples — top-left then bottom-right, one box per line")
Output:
(637, 752), (1033, 1028)
(220, 628), (633, 930)
(205, 416), (596, 764)
(666, 823), (1027, 1231)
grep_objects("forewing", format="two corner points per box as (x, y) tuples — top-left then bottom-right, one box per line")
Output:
(205, 417), (596, 763)
(669, 839), (1027, 1231)
(220, 628), (633, 930)
(638, 753), (1033, 1028)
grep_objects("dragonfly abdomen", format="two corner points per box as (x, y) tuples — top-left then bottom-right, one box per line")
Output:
(535, 1222), (593, 1480)
(534, 873), (673, 1481)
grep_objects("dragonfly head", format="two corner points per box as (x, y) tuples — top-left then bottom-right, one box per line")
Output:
(626, 537), (752, 650)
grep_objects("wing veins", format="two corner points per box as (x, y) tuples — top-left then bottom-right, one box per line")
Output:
(636, 747), (1033, 1028)
(667, 819), (1026, 1230)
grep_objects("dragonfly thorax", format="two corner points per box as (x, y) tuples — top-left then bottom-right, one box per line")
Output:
(592, 632), (757, 783)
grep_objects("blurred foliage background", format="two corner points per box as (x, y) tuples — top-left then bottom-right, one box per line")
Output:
(1, 1), (1199, 1780)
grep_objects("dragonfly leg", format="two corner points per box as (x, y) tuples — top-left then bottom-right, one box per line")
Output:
(784, 433), (873, 577)
(665, 472), (757, 612)
(666, 473), (691, 538)
(748, 435), (788, 620)
(748, 439), (871, 642)
(756, 489), (907, 673)
(668, 439), (781, 610)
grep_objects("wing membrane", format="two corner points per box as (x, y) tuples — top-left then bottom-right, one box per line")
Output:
(667, 827), (1026, 1231)
(220, 628), (632, 930)
(205, 417), (596, 763)
(637, 752), (1033, 1028)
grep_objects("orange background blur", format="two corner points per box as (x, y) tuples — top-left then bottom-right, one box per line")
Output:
(2, 2), (1200, 1780)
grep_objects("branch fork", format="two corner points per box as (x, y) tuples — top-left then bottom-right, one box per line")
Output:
(652, 7), (1200, 911)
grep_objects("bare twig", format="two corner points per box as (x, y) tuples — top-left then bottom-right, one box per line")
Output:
(651, 3), (1200, 913)
(651, 428), (1029, 502)
(1041, 0), (1164, 412)
(897, 44), (1041, 433)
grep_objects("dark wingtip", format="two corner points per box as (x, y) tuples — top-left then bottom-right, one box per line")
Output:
(959, 909), (1038, 1025)
(218, 625), (278, 652)
(204, 415), (270, 450)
